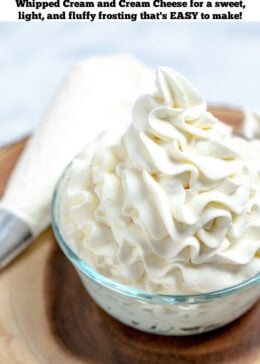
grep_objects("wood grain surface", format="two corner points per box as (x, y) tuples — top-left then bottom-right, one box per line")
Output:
(0, 108), (259, 364)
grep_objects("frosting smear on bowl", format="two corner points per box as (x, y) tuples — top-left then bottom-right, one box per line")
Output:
(60, 67), (260, 294)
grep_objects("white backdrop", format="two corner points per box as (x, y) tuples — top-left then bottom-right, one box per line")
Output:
(1, 22), (260, 146)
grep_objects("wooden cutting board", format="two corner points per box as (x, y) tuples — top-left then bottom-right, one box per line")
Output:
(0, 108), (259, 364)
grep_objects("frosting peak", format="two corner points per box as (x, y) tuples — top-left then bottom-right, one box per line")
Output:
(156, 67), (206, 117)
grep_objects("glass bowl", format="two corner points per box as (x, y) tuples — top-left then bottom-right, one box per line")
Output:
(51, 157), (260, 336)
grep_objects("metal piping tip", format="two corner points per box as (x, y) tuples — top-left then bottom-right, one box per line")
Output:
(0, 209), (33, 269)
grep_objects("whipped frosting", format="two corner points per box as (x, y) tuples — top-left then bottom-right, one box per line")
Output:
(60, 67), (260, 294)
(242, 108), (260, 140)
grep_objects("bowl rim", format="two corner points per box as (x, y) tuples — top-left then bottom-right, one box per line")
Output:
(51, 159), (260, 305)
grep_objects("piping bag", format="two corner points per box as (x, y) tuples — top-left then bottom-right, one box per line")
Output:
(0, 54), (153, 268)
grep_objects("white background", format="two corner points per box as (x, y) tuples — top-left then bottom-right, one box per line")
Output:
(1, 22), (260, 146)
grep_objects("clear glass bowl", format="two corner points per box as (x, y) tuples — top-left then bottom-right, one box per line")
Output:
(51, 159), (260, 336)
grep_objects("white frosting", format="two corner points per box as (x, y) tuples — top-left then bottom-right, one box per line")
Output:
(242, 108), (260, 139)
(60, 67), (260, 294)
(0, 55), (153, 236)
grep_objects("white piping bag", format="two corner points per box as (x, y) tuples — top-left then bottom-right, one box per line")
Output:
(0, 54), (153, 268)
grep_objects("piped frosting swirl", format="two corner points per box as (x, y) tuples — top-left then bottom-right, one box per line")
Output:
(60, 67), (260, 293)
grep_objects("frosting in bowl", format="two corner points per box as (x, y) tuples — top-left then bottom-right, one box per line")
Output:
(59, 67), (260, 294)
